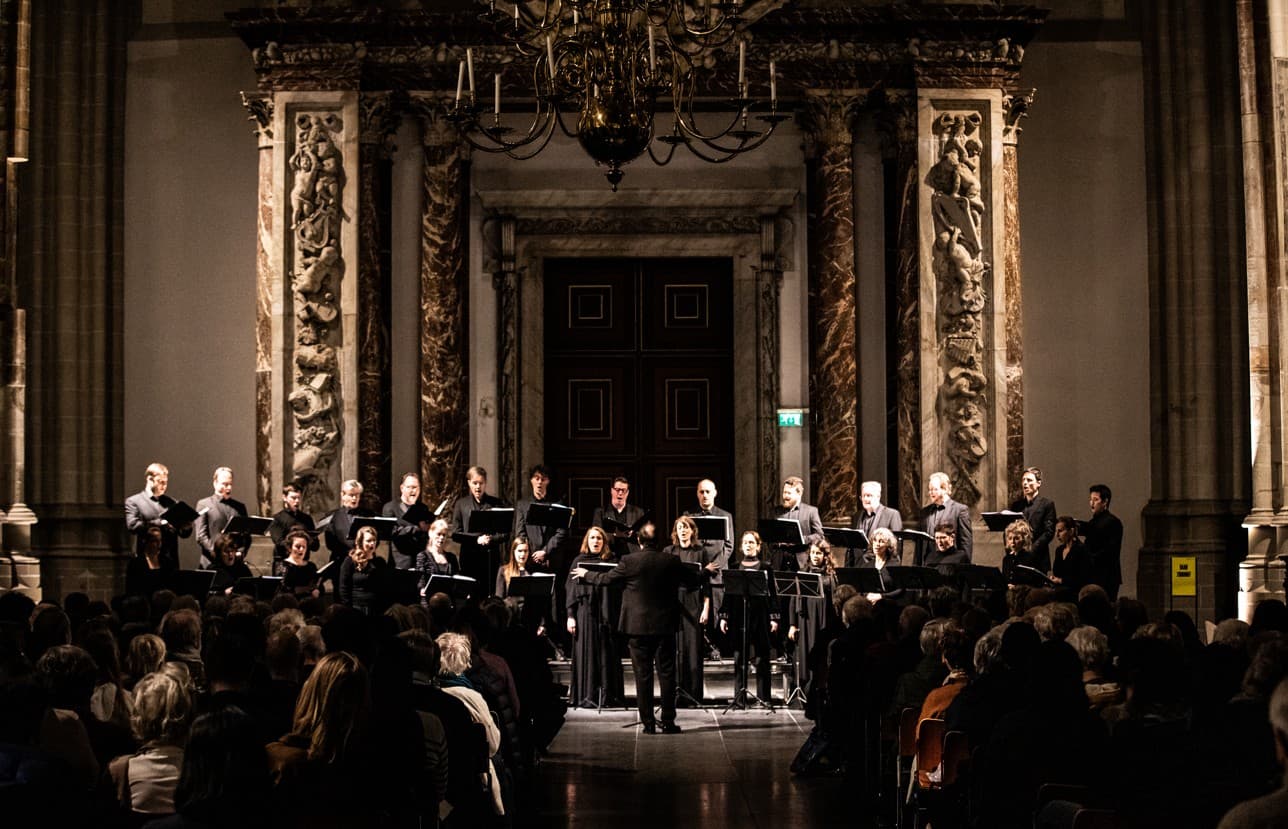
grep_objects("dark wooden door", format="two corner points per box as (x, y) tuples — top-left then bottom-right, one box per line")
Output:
(544, 258), (734, 540)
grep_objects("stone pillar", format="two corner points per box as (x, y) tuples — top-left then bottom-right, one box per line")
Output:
(1002, 90), (1033, 496)
(801, 91), (861, 524)
(1235, 0), (1286, 618)
(411, 97), (469, 509)
(241, 92), (276, 515)
(356, 92), (399, 506)
(756, 215), (784, 514)
(267, 92), (361, 517)
(1138, 1), (1249, 621)
(879, 92), (923, 519)
(492, 216), (519, 500)
(908, 81), (1011, 563)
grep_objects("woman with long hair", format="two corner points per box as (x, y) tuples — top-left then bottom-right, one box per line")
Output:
(564, 526), (624, 707)
(787, 542), (835, 694)
(665, 515), (716, 705)
(125, 526), (176, 598)
(494, 535), (551, 636)
(266, 651), (373, 826)
(719, 531), (779, 703)
(338, 524), (389, 615)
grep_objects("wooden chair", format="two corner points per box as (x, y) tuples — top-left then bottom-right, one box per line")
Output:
(895, 707), (919, 826)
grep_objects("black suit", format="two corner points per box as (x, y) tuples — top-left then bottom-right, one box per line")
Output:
(124, 490), (191, 569)
(921, 497), (972, 563)
(322, 505), (371, 565)
(848, 504), (903, 567)
(514, 496), (568, 557)
(194, 495), (248, 569)
(451, 493), (509, 586)
(592, 503), (646, 558)
(582, 546), (702, 727)
(773, 502), (824, 570)
(1083, 510), (1124, 599)
(384, 499), (429, 570)
(1011, 494), (1056, 572)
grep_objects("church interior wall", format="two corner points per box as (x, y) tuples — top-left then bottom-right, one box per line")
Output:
(119, 13), (1154, 588)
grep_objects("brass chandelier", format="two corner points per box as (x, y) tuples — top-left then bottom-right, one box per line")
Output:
(448, 0), (788, 189)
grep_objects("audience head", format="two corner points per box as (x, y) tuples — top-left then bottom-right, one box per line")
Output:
(290, 651), (369, 763)
(832, 584), (858, 616)
(1251, 599), (1288, 637)
(1243, 635), (1288, 699)
(35, 645), (97, 710)
(940, 625), (971, 673)
(1000, 621), (1042, 677)
(1116, 597), (1149, 640)
(160, 608), (203, 656)
(400, 629), (441, 678)
(265, 629), (301, 682)
(384, 603), (416, 633)
(426, 592), (454, 633)
(297, 625), (326, 666)
(173, 707), (270, 821)
(436, 631), (473, 676)
(841, 595), (874, 627)
(1027, 640), (1087, 713)
(1032, 603), (1078, 643)
(899, 604), (931, 639)
(1212, 618), (1251, 651)
(132, 667), (195, 746)
(28, 605), (71, 663)
(1066, 625), (1110, 676)
(127, 633), (166, 681)
(974, 623), (1009, 675)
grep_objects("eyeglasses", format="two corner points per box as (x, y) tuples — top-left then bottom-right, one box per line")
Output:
(611, 487), (629, 493)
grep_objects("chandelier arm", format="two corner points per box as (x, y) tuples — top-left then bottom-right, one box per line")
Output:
(646, 139), (680, 166)
(499, 112), (560, 160)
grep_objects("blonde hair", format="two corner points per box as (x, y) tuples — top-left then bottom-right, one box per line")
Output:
(126, 634), (166, 681)
(579, 526), (610, 560)
(289, 651), (369, 763)
(131, 669), (194, 745)
(870, 527), (897, 559)
(1005, 519), (1034, 554)
(436, 632), (473, 676)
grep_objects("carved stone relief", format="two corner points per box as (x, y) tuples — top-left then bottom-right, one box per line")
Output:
(927, 111), (989, 506)
(288, 111), (346, 514)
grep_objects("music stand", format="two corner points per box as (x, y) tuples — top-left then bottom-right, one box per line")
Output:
(225, 515), (274, 537)
(775, 570), (824, 707)
(348, 516), (398, 540)
(465, 509), (516, 586)
(882, 566), (944, 592)
(895, 529), (934, 566)
(388, 568), (422, 606)
(834, 567), (886, 594)
(692, 515), (732, 543)
(170, 569), (216, 600)
(422, 574), (477, 601)
(722, 568), (774, 713)
(957, 564), (1007, 594)
(526, 502), (574, 531)
(981, 510), (1024, 532)
(233, 576), (282, 600)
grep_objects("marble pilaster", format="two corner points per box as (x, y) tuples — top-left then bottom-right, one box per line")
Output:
(356, 91), (399, 505)
(1002, 90), (1032, 496)
(913, 86), (1010, 534)
(879, 93), (923, 519)
(242, 92), (275, 514)
(756, 216), (784, 515)
(492, 216), (520, 499)
(1235, 0), (1286, 617)
(412, 96), (469, 509)
(801, 91), (861, 524)
(1139, 1), (1248, 620)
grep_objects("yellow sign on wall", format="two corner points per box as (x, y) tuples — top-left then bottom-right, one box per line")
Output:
(1171, 556), (1196, 597)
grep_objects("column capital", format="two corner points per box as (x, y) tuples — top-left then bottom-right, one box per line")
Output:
(875, 90), (916, 160)
(1002, 88), (1036, 147)
(408, 92), (462, 149)
(240, 91), (274, 146)
(358, 91), (401, 155)
(799, 90), (864, 157)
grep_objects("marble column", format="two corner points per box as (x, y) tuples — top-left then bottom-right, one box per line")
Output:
(242, 92), (275, 515)
(356, 92), (399, 506)
(1002, 91), (1033, 496)
(1235, 0), (1285, 617)
(756, 215), (784, 514)
(492, 216), (519, 500)
(802, 91), (861, 524)
(1139, 1), (1249, 621)
(879, 92), (923, 519)
(412, 97), (469, 509)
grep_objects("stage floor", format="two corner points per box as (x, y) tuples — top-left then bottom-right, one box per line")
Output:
(523, 708), (870, 828)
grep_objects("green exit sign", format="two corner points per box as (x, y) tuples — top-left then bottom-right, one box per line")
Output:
(777, 408), (806, 428)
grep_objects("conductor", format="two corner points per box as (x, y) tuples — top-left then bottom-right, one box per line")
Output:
(572, 526), (702, 734)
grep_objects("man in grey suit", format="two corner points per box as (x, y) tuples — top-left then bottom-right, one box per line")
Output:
(773, 475), (824, 571)
(124, 462), (192, 569)
(194, 466), (248, 569)
(847, 481), (903, 567)
(920, 471), (972, 563)
(573, 535), (702, 734)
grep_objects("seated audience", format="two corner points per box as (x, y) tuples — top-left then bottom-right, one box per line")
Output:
(108, 668), (194, 819)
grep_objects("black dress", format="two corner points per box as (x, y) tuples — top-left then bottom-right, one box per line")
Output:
(666, 542), (715, 703)
(495, 566), (553, 636)
(720, 558), (779, 701)
(210, 560), (252, 594)
(1051, 540), (1092, 593)
(280, 560), (319, 598)
(565, 553), (624, 707)
(339, 556), (389, 615)
(124, 556), (175, 597)
(415, 549), (460, 595)
(788, 564), (833, 693)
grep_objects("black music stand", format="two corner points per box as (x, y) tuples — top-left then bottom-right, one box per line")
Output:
(957, 564), (1007, 595)
(722, 568), (774, 713)
(776, 570), (824, 707)
(422, 574), (478, 601)
(834, 567), (886, 594)
(225, 515), (274, 537)
(692, 515), (732, 544)
(895, 529), (934, 566)
(348, 516), (398, 540)
(981, 510), (1024, 532)
(388, 568), (423, 607)
(882, 566), (945, 592)
(170, 569), (216, 600)
(233, 576), (282, 600)
(465, 508), (516, 586)
(526, 502), (574, 532)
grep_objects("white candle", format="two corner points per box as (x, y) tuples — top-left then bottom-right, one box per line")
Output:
(514, 3), (519, 24)
(573, 9), (579, 26)
(769, 59), (776, 105)
(466, 48), (475, 97)
(648, 25), (656, 74)
(547, 34), (555, 78)
(738, 41), (746, 93)
(494, 73), (501, 114)
(455, 60), (465, 103)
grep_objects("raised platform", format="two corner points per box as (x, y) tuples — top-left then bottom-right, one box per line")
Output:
(548, 657), (802, 707)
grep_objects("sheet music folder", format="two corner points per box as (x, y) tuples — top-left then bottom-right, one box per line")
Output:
(833, 567), (886, 593)
(466, 508), (516, 536)
(692, 514), (732, 542)
(348, 516), (398, 540)
(225, 515), (274, 536)
(758, 518), (806, 549)
(171, 569), (216, 598)
(160, 501), (200, 527)
(882, 566), (945, 591)
(981, 510), (1025, 532)
(823, 527), (868, 551)
(233, 576), (282, 600)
